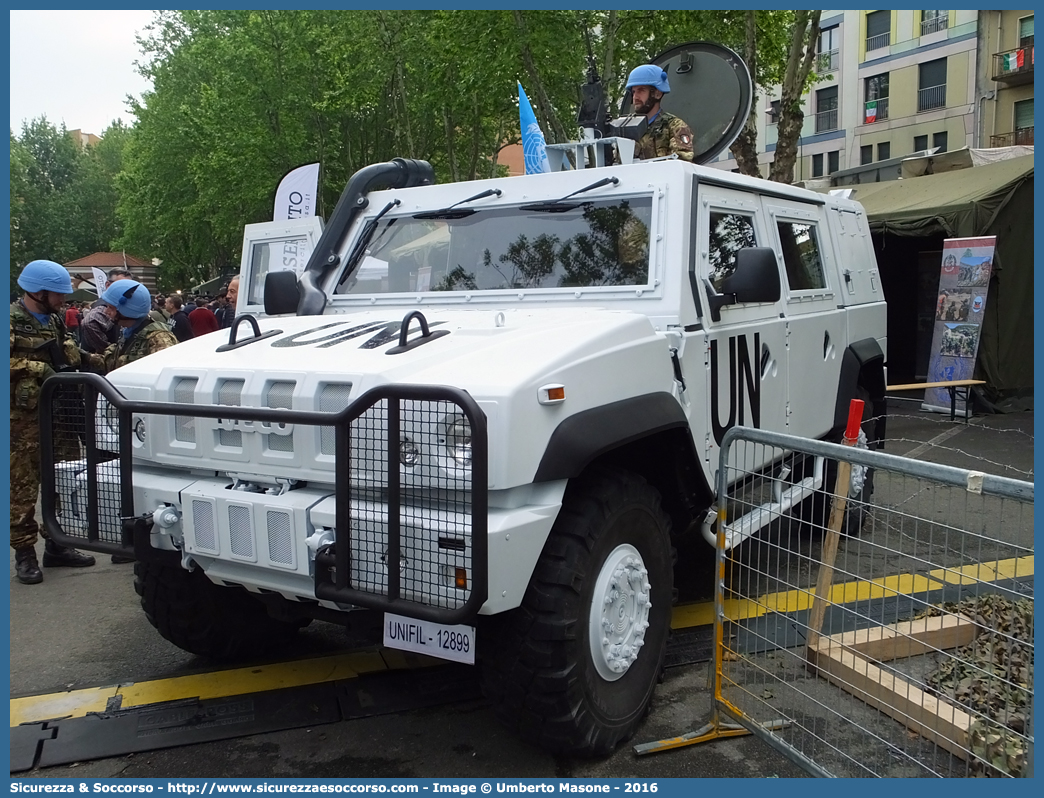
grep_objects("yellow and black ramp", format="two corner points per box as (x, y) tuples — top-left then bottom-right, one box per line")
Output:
(11, 652), (481, 772)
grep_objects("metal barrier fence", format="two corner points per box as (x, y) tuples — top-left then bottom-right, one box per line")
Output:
(712, 427), (1034, 777)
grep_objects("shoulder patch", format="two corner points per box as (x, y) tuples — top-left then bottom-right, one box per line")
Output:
(674, 124), (694, 149)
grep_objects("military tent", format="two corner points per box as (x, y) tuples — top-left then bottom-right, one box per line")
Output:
(849, 154), (1033, 401)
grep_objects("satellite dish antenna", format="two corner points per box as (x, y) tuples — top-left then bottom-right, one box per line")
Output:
(625, 41), (753, 166)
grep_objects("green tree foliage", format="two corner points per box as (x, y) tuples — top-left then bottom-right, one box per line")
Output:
(8, 117), (130, 294)
(14, 11), (801, 292)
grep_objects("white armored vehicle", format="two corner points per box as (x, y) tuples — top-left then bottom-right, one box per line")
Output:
(42, 44), (886, 754)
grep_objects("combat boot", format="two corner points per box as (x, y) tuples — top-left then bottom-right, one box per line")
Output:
(42, 539), (96, 568)
(15, 547), (43, 584)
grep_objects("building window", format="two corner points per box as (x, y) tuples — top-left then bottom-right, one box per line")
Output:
(1013, 99), (1035, 144)
(917, 58), (947, 112)
(827, 151), (840, 174)
(866, 11), (891, 51)
(861, 144), (873, 165)
(767, 99), (781, 125)
(864, 73), (889, 122)
(815, 86), (839, 133)
(914, 134), (929, 151)
(812, 153), (824, 178)
(1015, 98), (1034, 131)
(921, 10), (948, 37)
(1019, 15), (1034, 47)
(817, 25), (840, 71)
(991, 99), (1034, 146)
(877, 142), (890, 161)
(777, 221), (826, 291)
(933, 131), (948, 152)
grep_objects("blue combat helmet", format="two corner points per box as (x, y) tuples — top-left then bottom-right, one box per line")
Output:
(101, 279), (152, 319)
(17, 260), (74, 294)
(625, 64), (671, 93)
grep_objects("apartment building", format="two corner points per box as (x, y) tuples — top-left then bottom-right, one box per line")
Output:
(714, 10), (1010, 182)
(977, 10), (1034, 149)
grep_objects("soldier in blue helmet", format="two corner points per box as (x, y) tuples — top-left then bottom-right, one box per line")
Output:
(98, 279), (178, 373)
(10, 260), (100, 583)
(624, 64), (695, 162)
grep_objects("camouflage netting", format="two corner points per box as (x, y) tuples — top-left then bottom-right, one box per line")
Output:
(923, 593), (1033, 777)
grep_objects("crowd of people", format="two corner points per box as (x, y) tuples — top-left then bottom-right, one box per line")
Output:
(10, 261), (242, 584)
(61, 273), (241, 349)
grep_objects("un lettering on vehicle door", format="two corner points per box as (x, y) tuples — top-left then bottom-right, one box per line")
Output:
(695, 188), (788, 474)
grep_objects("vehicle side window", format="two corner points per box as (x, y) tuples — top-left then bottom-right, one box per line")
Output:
(708, 211), (757, 292)
(777, 221), (826, 290)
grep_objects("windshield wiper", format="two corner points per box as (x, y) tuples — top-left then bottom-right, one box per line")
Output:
(337, 199), (400, 287)
(519, 176), (620, 213)
(413, 188), (503, 220)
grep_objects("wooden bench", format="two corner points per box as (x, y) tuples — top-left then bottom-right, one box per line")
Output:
(886, 379), (986, 422)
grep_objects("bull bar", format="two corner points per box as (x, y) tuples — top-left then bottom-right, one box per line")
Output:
(38, 372), (489, 625)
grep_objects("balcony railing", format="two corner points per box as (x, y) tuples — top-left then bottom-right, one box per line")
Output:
(864, 96), (889, 122)
(992, 47), (1034, 83)
(815, 107), (839, 133)
(866, 32), (890, 52)
(920, 15), (948, 36)
(816, 49), (840, 72)
(917, 84), (946, 112)
(990, 128), (1034, 147)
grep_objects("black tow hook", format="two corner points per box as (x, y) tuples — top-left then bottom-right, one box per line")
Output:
(386, 310), (449, 355)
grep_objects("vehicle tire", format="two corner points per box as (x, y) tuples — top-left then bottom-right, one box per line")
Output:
(134, 561), (303, 660)
(796, 386), (877, 536)
(480, 469), (674, 756)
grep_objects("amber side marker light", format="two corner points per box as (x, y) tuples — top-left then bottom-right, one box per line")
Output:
(455, 568), (468, 590)
(538, 384), (566, 405)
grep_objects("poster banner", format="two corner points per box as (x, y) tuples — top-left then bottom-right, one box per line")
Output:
(922, 236), (996, 416)
(273, 163), (320, 221)
(91, 267), (109, 295)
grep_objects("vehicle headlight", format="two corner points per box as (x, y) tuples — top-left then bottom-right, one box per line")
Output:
(441, 416), (472, 467)
(399, 437), (421, 467)
(133, 417), (147, 443)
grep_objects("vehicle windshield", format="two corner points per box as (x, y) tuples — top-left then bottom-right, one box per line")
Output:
(334, 196), (652, 295)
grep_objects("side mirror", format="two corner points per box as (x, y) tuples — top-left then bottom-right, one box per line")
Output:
(707, 247), (781, 322)
(264, 271), (301, 316)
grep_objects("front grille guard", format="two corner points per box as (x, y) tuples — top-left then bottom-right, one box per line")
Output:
(39, 372), (489, 625)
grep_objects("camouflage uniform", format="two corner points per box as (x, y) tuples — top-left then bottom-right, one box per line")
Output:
(634, 111), (695, 162)
(9, 302), (101, 551)
(103, 319), (177, 372)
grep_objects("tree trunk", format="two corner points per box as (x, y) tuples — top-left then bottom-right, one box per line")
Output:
(600, 11), (620, 116)
(729, 10), (762, 178)
(489, 118), (507, 178)
(512, 10), (569, 143)
(395, 58), (415, 158)
(769, 10), (821, 184)
(443, 106), (459, 183)
(468, 91), (481, 181)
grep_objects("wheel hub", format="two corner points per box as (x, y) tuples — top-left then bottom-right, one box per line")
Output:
(589, 544), (652, 681)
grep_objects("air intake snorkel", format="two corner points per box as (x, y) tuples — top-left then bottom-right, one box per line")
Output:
(296, 158), (435, 316)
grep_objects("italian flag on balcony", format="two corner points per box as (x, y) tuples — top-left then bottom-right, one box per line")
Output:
(1003, 49), (1025, 71)
(865, 101), (877, 123)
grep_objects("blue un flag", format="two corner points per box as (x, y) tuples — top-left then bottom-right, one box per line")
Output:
(518, 82), (551, 174)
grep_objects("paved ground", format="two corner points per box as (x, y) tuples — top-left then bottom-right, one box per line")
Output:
(9, 400), (1033, 779)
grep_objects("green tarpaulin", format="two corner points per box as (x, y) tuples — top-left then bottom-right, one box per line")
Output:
(852, 154), (1033, 395)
